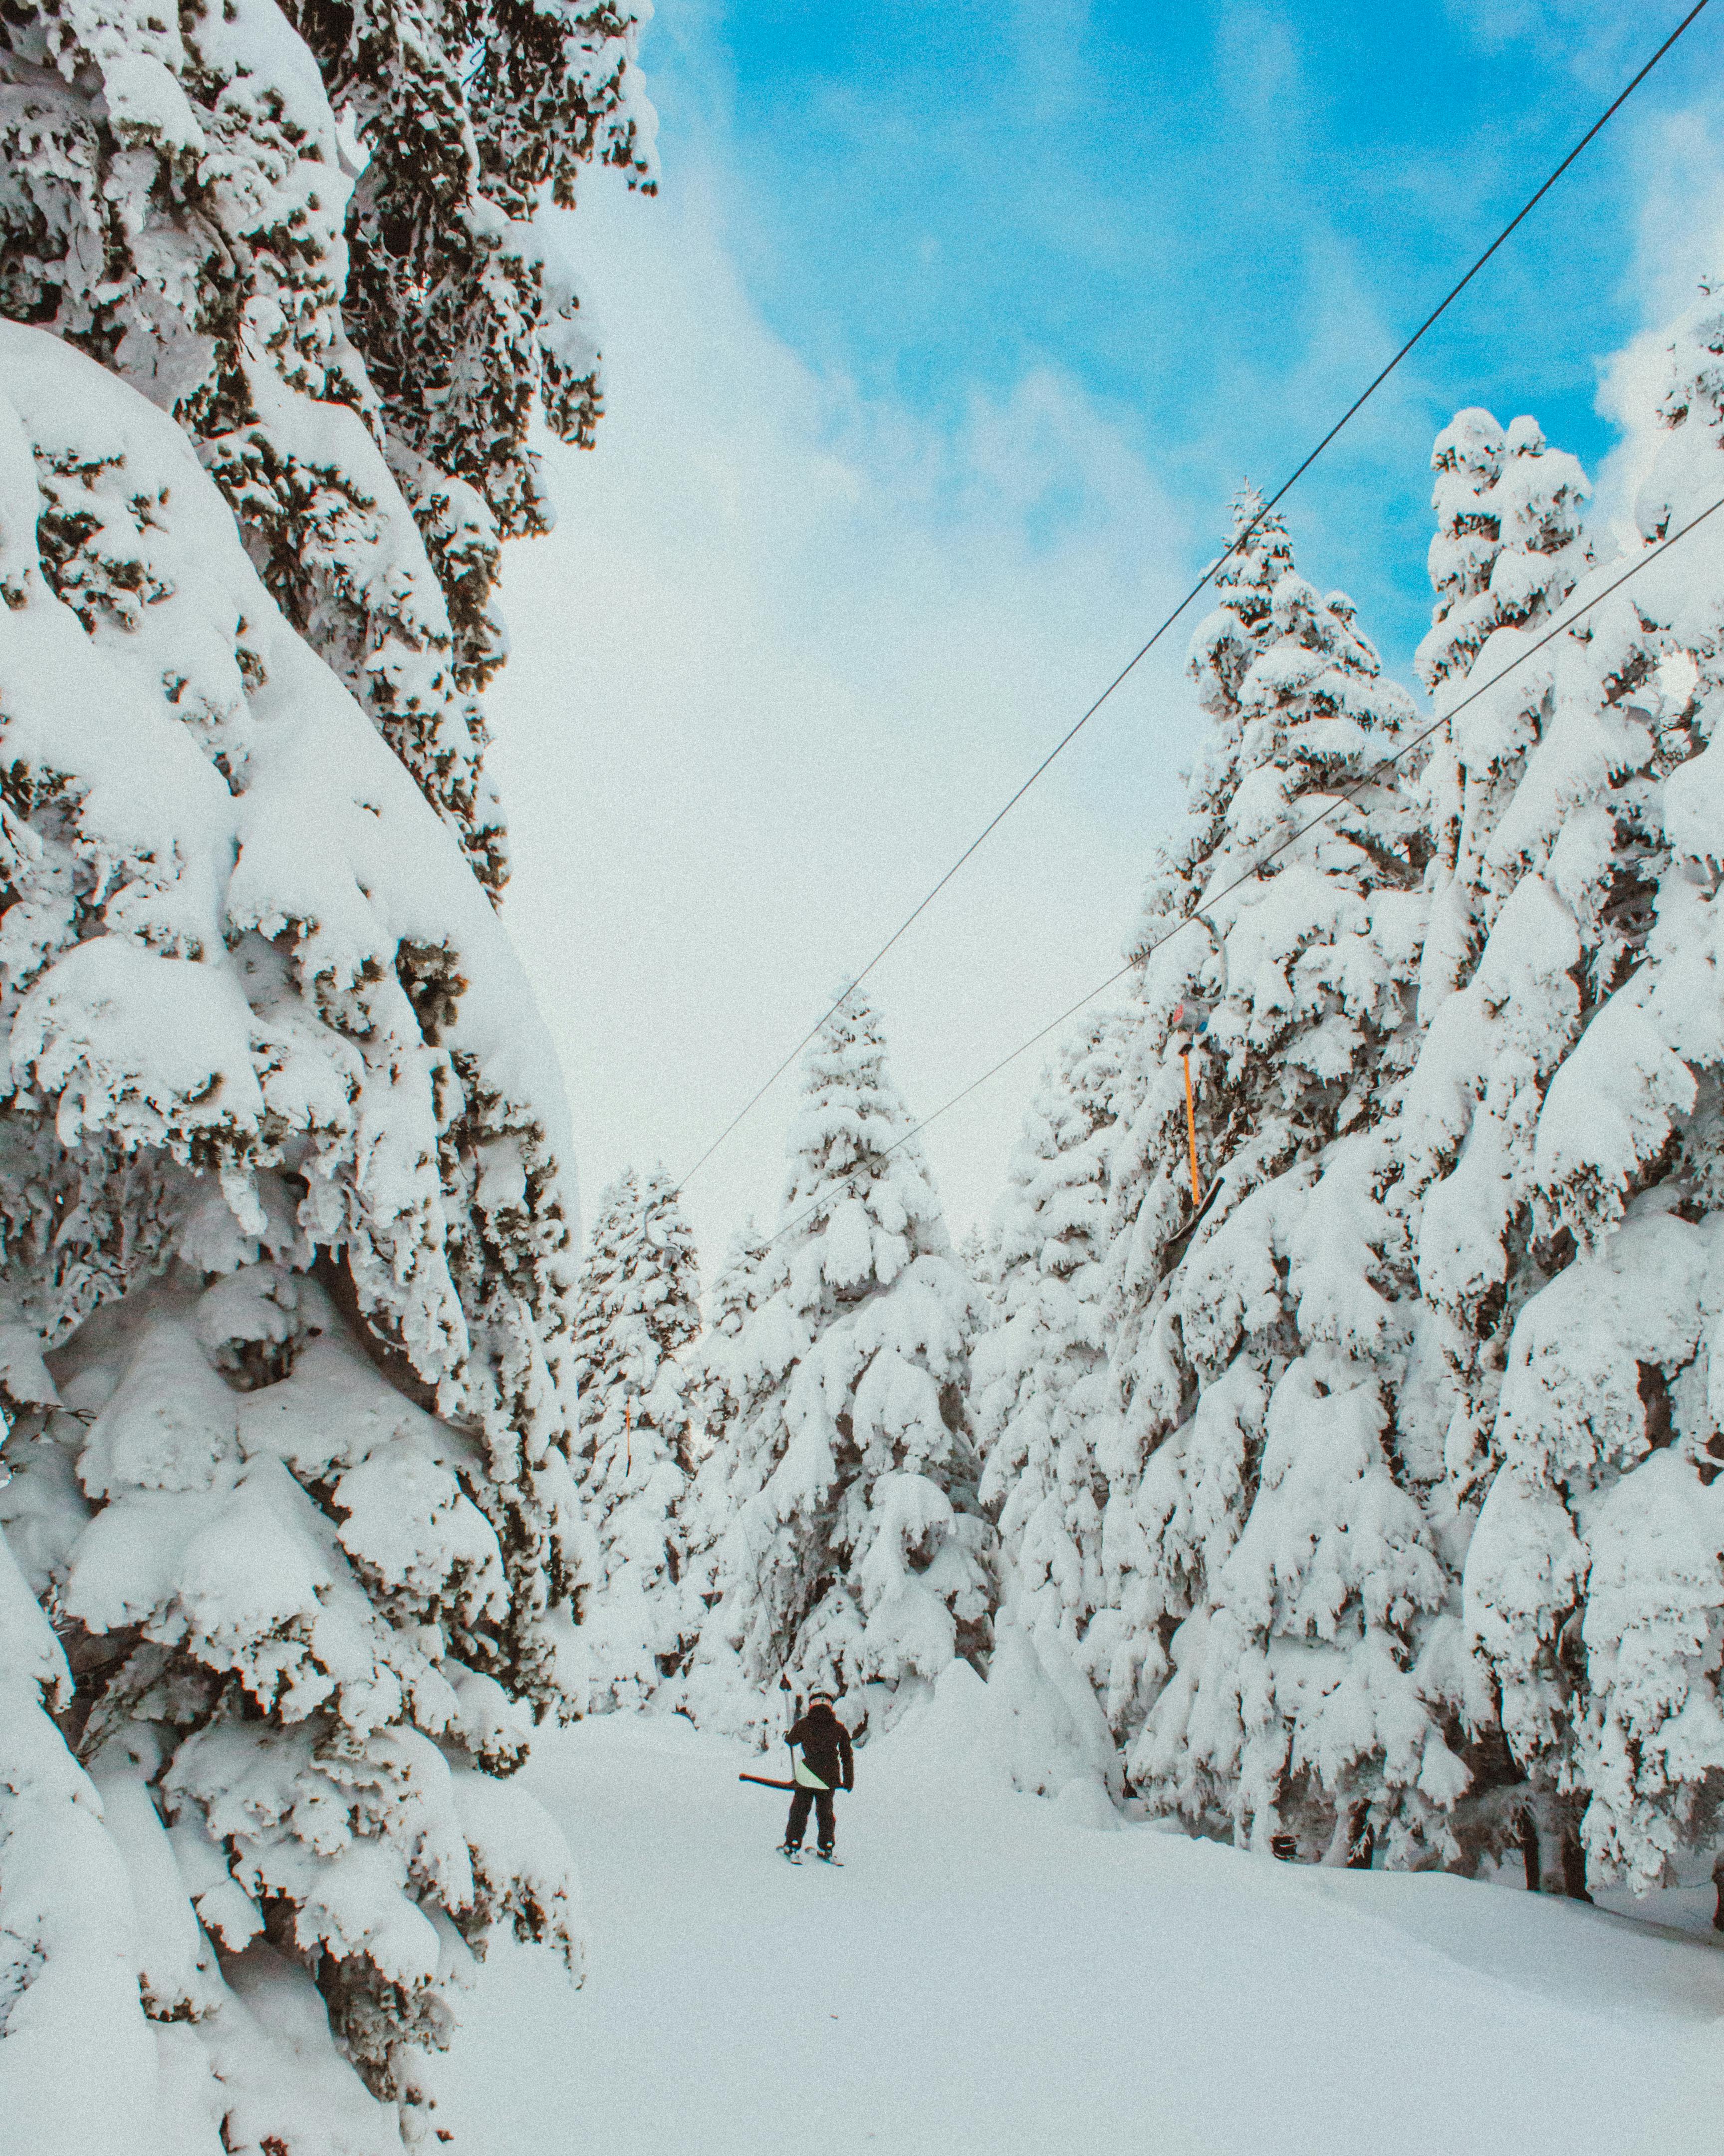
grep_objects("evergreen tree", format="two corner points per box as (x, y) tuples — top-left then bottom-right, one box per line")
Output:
(675, 1218), (773, 1729)
(692, 1216), (771, 1454)
(1086, 492), (1467, 1864)
(0, 0), (645, 2123)
(976, 1013), (1126, 1659)
(0, 324), (586, 2148)
(1415, 408), (1592, 1015)
(1375, 406), (1600, 1886)
(960, 1223), (1001, 1323)
(1449, 286), (1724, 1899)
(569, 1168), (701, 1711)
(1396, 410), (1595, 1489)
(687, 993), (990, 1740)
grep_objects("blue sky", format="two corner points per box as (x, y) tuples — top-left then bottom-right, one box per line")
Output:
(646, 0), (1717, 664)
(496, 0), (1724, 1262)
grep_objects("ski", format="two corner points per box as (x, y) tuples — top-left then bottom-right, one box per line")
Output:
(814, 1852), (843, 1866)
(777, 1845), (802, 1865)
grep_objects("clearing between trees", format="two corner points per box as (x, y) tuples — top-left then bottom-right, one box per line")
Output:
(430, 1684), (1724, 2156)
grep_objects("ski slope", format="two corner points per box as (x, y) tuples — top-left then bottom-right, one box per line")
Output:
(432, 1676), (1724, 2155)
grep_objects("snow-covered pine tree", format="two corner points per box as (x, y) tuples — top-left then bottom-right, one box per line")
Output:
(692, 1216), (770, 1456)
(976, 1013), (1125, 1659)
(1414, 410), (1593, 1017)
(1396, 410), (1595, 1484)
(0, 7), (648, 2135)
(0, 0), (644, 1762)
(0, 0), (652, 892)
(674, 1219), (772, 1728)
(1084, 491), (1468, 1865)
(0, 323), (590, 2150)
(959, 1223), (1000, 1322)
(0, 0), (648, 2118)
(684, 992), (990, 1742)
(568, 1168), (701, 1711)
(1375, 406), (1601, 1886)
(1446, 286), (1724, 1903)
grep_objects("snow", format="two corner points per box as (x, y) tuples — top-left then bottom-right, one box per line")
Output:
(429, 1690), (1724, 2156)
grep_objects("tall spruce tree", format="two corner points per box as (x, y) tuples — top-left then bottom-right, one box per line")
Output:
(684, 993), (989, 1741)
(1084, 493), (1467, 1864)
(0, 0), (645, 2140)
(0, 324), (584, 2151)
(1378, 406), (1601, 1887)
(1443, 289), (1724, 1901)
(1396, 410), (1596, 1496)
(569, 1169), (701, 1711)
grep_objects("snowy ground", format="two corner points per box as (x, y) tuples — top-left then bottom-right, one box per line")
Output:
(433, 1686), (1724, 2156)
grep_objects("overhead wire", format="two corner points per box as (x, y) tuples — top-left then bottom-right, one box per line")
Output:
(674, 0), (1713, 1196)
(754, 488), (1724, 1259)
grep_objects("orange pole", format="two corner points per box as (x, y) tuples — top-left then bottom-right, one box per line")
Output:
(1181, 1051), (1202, 1205)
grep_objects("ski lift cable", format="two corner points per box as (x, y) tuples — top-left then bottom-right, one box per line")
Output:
(673, 0), (1713, 1197)
(756, 489), (1724, 1259)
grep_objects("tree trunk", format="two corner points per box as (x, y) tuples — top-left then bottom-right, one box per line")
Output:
(1560, 1828), (1591, 1904)
(1518, 1807), (1540, 1893)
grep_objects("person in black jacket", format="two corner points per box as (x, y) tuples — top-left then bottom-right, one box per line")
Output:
(780, 1692), (854, 1858)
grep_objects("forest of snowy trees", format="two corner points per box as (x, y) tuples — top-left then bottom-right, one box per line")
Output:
(1, 0), (1723, 2147)
(616, 293), (1724, 1907)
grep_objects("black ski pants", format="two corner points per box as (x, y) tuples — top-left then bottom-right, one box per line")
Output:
(785, 1785), (835, 1851)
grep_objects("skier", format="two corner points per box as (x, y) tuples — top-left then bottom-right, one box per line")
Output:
(779, 1690), (854, 1863)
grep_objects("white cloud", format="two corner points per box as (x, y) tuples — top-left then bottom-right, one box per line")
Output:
(1624, 104), (1724, 322)
(1442, 0), (1677, 86)
(1593, 99), (1724, 539)
(489, 162), (1200, 1271)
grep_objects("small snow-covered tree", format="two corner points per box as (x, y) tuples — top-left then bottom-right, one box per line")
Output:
(977, 1013), (1125, 1658)
(691, 1216), (770, 1456)
(960, 1223), (1001, 1323)
(1454, 285), (1724, 1900)
(569, 1168), (700, 1711)
(673, 1217), (769, 1716)
(1081, 492), (1467, 1863)
(686, 992), (989, 1740)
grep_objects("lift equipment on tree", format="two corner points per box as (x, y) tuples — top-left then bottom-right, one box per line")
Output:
(1165, 998), (1223, 1262)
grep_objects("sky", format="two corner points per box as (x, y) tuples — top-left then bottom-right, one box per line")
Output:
(488, 0), (1724, 1279)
